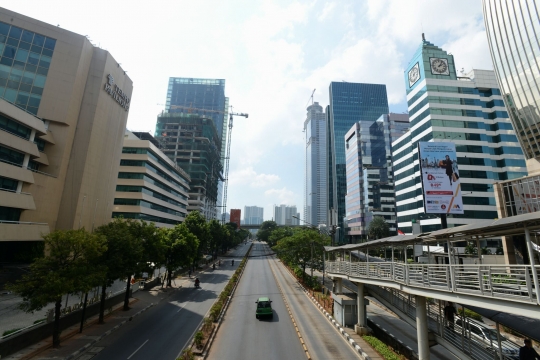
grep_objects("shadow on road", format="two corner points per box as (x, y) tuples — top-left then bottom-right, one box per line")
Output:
(258, 310), (280, 322)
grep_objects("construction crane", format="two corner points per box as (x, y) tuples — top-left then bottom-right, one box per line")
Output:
(221, 108), (248, 224)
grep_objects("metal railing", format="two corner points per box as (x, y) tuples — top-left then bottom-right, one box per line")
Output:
(327, 261), (540, 304)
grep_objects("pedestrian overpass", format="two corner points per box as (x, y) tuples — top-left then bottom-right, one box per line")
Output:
(324, 212), (540, 359)
(238, 224), (303, 230)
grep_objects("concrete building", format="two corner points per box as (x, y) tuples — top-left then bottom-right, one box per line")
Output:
(327, 82), (389, 244)
(304, 101), (327, 227)
(112, 131), (190, 227)
(345, 113), (409, 242)
(0, 8), (132, 262)
(483, 1), (540, 264)
(244, 205), (263, 225)
(166, 77), (229, 220)
(393, 37), (527, 235)
(274, 204), (300, 226)
(155, 113), (221, 220)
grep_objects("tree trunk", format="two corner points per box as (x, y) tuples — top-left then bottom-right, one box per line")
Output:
(52, 298), (61, 347)
(79, 292), (88, 333)
(124, 275), (132, 311)
(98, 284), (106, 324)
(167, 269), (172, 287)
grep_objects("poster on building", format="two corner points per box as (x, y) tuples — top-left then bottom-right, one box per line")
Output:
(418, 142), (464, 214)
(230, 209), (241, 228)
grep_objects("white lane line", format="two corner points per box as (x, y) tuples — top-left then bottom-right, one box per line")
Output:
(127, 339), (149, 359)
(177, 303), (186, 313)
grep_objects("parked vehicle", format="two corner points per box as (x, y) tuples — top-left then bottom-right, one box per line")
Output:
(455, 318), (520, 359)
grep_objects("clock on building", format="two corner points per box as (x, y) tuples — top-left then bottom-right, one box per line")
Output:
(408, 63), (420, 88)
(429, 57), (450, 75)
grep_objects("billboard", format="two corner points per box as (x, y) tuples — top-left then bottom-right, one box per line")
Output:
(418, 142), (464, 214)
(230, 209), (241, 228)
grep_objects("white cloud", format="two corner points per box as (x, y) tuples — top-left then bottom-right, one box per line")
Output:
(264, 187), (296, 204)
(229, 167), (280, 188)
(317, 2), (336, 21)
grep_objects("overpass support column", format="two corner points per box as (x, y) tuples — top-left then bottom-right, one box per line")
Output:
(416, 295), (430, 360)
(355, 282), (370, 335)
(335, 277), (342, 294)
(525, 227), (540, 304)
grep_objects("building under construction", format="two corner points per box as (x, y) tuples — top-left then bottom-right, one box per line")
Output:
(155, 112), (223, 220)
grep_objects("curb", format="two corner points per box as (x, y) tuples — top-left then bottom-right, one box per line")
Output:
(63, 302), (154, 360)
(279, 264), (372, 360)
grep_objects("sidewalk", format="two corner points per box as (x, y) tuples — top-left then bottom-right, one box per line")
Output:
(4, 274), (198, 360)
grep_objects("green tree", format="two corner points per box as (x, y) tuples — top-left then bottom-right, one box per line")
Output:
(208, 219), (226, 257)
(268, 226), (293, 247)
(8, 229), (106, 347)
(464, 242), (477, 255)
(257, 221), (278, 243)
(95, 218), (143, 322)
(163, 224), (199, 286)
(183, 211), (210, 267)
(367, 216), (390, 240)
(272, 228), (329, 281)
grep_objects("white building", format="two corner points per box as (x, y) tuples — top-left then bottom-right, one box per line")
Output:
(274, 205), (300, 226)
(244, 205), (263, 225)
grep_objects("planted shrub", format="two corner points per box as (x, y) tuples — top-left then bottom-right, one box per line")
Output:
(194, 331), (204, 348)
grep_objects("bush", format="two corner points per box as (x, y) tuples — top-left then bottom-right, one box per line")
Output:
(458, 308), (483, 322)
(362, 335), (404, 360)
(194, 331), (204, 348)
(177, 348), (194, 360)
(2, 328), (22, 337)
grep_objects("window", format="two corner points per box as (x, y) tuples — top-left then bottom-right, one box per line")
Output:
(27, 160), (39, 171)
(0, 176), (18, 191)
(0, 206), (21, 221)
(0, 145), (24, 165)
(0, 113), (31, 139)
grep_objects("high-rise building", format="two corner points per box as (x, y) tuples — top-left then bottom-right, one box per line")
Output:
(345, 113), (409, 242)
(113, 131), (190, 227)
(155, 113), (222, 220)
(0, 8), (132, 262)
(244, 205), (263, 225)
(393, 37), (527, 235)
(273, 204), (299, 226)
(483, 0), (540, 174)
(165, 77), (229, 219)
(304, 101), (327, 227)
(230, 208), (241, 228)
(327, 82), (389, 244)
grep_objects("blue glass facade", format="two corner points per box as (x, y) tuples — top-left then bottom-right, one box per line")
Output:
(0, 21), (56, 115)
(327, 82), (389, 244)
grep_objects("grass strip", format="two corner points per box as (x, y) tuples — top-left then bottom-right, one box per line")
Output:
(362, 335), (405, 360)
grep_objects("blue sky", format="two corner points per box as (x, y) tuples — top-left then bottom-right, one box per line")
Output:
(4, 0), (493, 221)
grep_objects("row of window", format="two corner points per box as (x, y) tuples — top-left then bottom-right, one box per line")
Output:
(114, 198), (185, 216)
(122, 147), (189, 186)
(397, 210), (499, 224)
(118, 172), (185, 200)
(0, 175), (18, 191)
(116, 185), (186, 207)
(112, 212), (181, 226)
(0, 205), (21, 221)
(0, 112), (31, 139)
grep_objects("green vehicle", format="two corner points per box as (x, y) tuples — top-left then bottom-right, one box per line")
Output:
(255, 297), (273, 319)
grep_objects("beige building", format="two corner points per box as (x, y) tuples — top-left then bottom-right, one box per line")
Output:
(113, 131), (190, 227)
(0, 8), (132, 262)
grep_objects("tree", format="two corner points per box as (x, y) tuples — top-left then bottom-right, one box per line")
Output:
(257, 221), (278, 243)
(208, 219), (225, 257)
(95, 218), (143, 322)
(367, 216), (390, 240)
(268, 226), (293, 247)
(183, 211), (210, 267)
(8, 229), (106, 347)
(163, 224), (199, 286)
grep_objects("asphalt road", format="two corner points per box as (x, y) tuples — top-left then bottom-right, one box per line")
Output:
(89, 244), (251, 360)
(207, 242), (307, 360)
(208, 242), (361, 360)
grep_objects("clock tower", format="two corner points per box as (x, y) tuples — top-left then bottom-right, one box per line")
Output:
(404, 34), (457, 94)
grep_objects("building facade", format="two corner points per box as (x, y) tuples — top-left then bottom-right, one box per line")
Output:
(112, 131), (190, 227)
(393, 38), (527, 235)
(304, 101), (327, 227)
(166, 77), (229, 219)
(273, 204), (300, 226)
(327, 82), (389, 244)
(0, 8), (132, 262)
(483, 0), (540, 174)
(155, 113), (222, 220)
(244, 205), (263, 225)
(230, 208), (241, 228)
(345, 113), (409, 242)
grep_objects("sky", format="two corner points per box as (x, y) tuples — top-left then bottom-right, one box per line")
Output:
(3, 0), (494, 221)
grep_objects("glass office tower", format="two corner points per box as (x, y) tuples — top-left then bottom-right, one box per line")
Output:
(392, 38), (526, 234)
(327, 82), (389, 244)
(483, 0), (540, 173)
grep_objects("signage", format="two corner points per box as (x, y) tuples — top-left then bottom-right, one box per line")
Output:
(104, 74), (130, 111)
(418, 142), (463, 214)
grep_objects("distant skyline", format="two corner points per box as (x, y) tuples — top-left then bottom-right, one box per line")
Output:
(2, 1), (494, 220)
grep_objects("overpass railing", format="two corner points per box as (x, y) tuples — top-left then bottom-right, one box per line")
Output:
(327, 261), (540, 304)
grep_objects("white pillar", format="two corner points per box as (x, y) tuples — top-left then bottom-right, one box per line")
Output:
(525, 227), (540, 304)
(336, 277), (342, 294)
(416, 295), (430, 360)
(355, 282), (369, 335)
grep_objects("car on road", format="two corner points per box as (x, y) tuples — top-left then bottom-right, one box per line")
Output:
(456, 318), (520, 359)
(255, 297), (273, 319)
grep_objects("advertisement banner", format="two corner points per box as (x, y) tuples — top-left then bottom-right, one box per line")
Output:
(418, 142), (464, 214)
(230, 209), (241, 228)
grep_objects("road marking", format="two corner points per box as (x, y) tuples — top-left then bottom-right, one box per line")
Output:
(127, 339), (148, 359)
